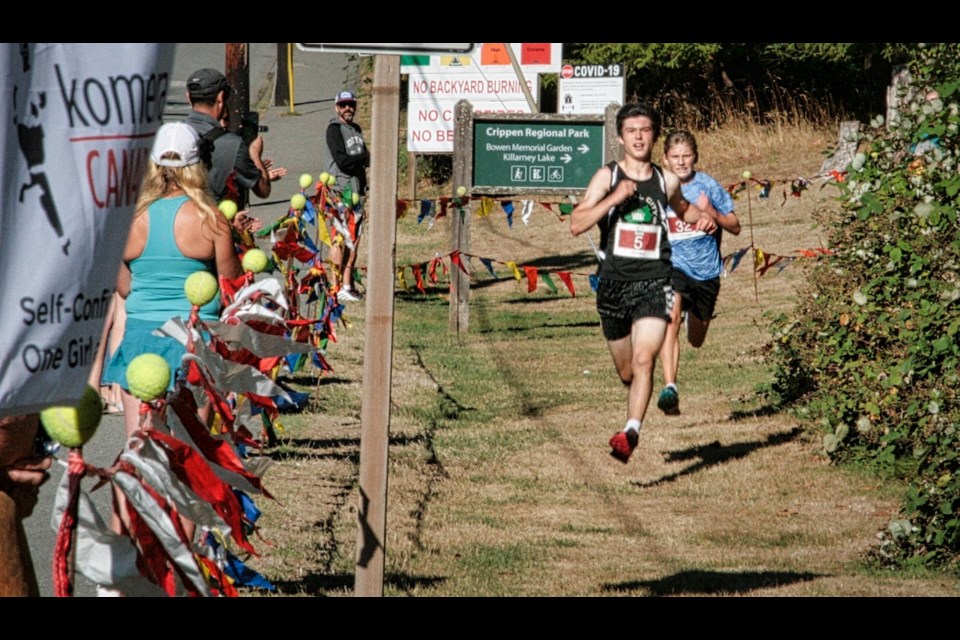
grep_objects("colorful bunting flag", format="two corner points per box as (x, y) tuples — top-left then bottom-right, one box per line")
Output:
(724, 247), (751, 274)
(501, 200), (514, 228)
(541, 272), (558, 294)
(412, 263), (426, 293)
(418, 199), (434, 224)
(479, 257), (497, 279)
(523, 265), (538, 293)
(478, 196), (495, 218)
(450, 250), (470, 276)
(521, 200), (534, 226)
(557, 271), (575, 297)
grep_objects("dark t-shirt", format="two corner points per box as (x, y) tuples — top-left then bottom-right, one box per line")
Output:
(323, 117), (369, 195)
(184, 111), (260, 203)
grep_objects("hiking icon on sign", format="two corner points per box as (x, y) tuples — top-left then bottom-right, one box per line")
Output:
(511, 166), (527, 181)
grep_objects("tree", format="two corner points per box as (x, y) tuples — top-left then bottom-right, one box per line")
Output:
(562, 43), (910, 128)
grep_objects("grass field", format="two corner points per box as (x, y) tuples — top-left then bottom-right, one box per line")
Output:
(245, 120), (960, 597)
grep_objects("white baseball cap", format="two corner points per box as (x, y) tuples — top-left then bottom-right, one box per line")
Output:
(150, 122), (200, 168)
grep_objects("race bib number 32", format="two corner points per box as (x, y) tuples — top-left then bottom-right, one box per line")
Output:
(613, 222), (660, 260)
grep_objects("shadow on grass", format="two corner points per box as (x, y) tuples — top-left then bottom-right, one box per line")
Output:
(265, 433), (426, 462)
(632, 427), (802, 489)
(728, 404), (783, 421)
(601, 568), (822, 596)
(278, 374), (351, 388)
(268, 571), (446, 596)
(477, 319), (599, 334)
(502, 296), (591, 306)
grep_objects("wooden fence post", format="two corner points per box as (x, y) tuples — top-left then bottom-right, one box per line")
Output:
(450, 100), (473, 336)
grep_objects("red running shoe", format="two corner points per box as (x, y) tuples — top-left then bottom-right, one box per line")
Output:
(609, 429), (639, 463)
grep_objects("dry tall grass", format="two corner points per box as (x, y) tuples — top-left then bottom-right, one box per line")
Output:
(247, 119), (960, 597)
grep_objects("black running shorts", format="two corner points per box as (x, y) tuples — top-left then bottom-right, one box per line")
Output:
(671, 271), (720, 322)
(596, 277), (674, 341)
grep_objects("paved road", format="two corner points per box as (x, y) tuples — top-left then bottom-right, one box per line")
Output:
(25, 42), (356, 597)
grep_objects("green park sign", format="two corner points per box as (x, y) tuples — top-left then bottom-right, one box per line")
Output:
(470, 117), (608, 195)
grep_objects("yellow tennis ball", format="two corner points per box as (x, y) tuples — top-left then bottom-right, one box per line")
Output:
(351, 192), (361, 206)
(242, 248), (269, 273)
(40, 384), (102, 448)
(325, 173), (337, 187)
(319, 171), (330, 186)
(742, 170), (752, 180)
(456, 186), (467, 197)
(218, 199), (239, 221)
(299, 173), (314, 190)
(184, 271), (219, 307)
(126, 353), (171, 402)
(290, 193), (307, 211)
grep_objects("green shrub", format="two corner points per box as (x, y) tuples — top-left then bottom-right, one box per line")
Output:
(765, 43), (960, 570)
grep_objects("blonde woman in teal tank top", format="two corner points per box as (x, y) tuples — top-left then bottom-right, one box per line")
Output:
(102, 123), (243, 439)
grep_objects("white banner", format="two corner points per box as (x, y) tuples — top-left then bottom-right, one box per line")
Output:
(0, 43), (175, 417)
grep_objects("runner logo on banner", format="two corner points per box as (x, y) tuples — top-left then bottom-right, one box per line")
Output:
(0, 43), (175, 417)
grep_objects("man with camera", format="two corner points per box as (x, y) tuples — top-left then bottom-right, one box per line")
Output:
(183, 68), (283, 205)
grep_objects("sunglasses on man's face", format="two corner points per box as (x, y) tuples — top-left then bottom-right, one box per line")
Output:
(338, 102), (357, 109)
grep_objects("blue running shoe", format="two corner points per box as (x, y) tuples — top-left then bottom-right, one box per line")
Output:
(657, 387), (680, 416)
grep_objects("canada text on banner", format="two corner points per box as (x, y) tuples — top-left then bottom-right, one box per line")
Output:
(0, 43), (176, 417)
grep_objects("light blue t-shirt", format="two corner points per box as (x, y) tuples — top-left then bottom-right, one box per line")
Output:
(664, 171), (735, 281)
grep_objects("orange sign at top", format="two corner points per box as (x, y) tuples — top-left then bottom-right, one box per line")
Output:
(480, 43), (510, 65)
(480, 43), (552, 66)
(521, 43), (551, 65)
(401, 43), (561, 75)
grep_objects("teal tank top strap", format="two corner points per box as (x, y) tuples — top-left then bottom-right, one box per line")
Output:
(144, 195), (190, 257)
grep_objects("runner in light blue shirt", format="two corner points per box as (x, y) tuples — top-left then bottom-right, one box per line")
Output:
(656, 131), (741, 415)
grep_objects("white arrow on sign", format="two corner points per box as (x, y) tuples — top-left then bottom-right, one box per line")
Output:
(578, 144), (590, 154)
(560, 154), (572, 164)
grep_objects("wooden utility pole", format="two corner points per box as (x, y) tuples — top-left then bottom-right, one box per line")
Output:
(224, 43), (249, 133)
(225, 43), (250, 208)
(275, 43), (291, 107)
(354, 54), (400, 597)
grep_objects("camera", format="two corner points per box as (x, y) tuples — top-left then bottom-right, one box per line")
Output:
(33, 429), (60, 457)
(240, 110), (268, 146)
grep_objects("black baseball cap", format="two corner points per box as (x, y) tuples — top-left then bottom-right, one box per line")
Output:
(187, 68), (232, 100)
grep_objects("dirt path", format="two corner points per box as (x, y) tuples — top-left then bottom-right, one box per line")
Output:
(249, 152), (960, 597)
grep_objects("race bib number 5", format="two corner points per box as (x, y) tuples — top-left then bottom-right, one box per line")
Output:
(613, 221), (660, 260)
